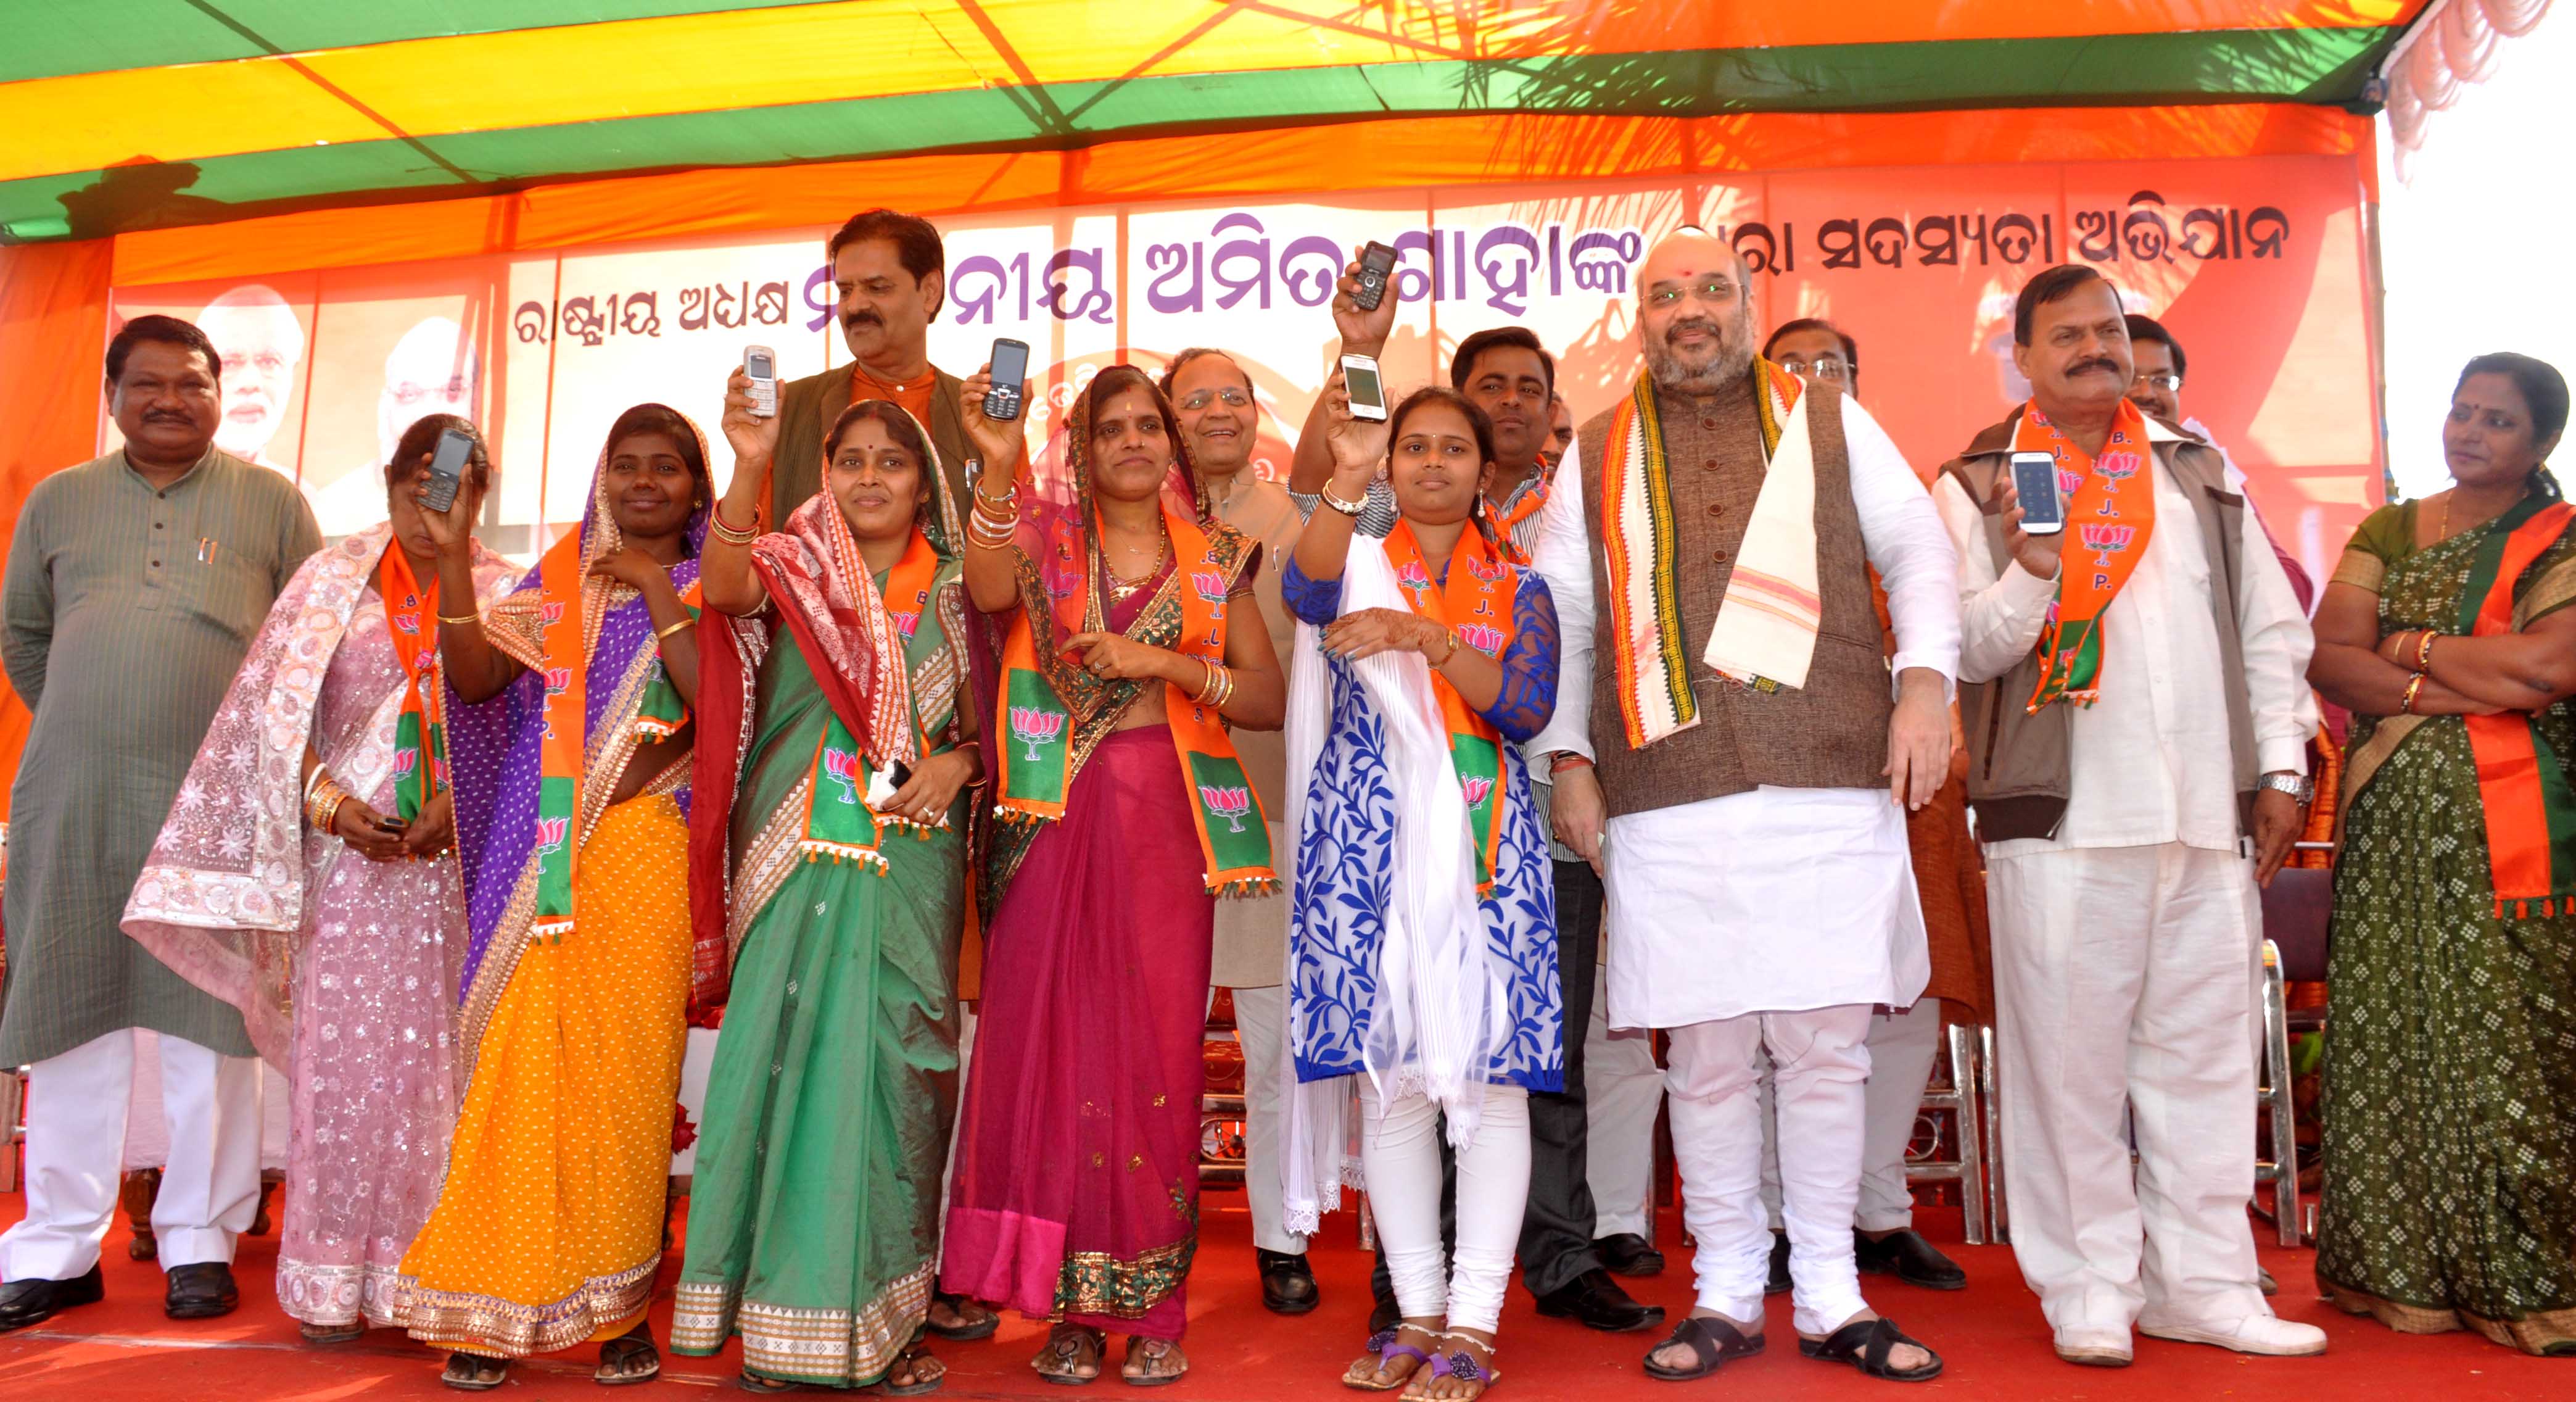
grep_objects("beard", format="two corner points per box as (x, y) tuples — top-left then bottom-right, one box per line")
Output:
(1643, 302), (1756, 396)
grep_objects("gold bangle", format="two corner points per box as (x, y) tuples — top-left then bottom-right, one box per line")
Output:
(436, 609), (481, 626)
(1434, 628), (1461, 667)
(2400, 671), (2427, 715)
(2416, 629), (2438, 671)
(655, 616), (695, 642)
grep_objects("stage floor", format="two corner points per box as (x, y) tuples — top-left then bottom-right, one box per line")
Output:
(1, 1188), (2564, 1400)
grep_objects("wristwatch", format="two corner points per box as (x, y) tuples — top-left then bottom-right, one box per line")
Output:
(2258, 770), (2315, 806)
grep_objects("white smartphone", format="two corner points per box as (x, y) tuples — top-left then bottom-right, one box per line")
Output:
(745, 344), (778, 419)
(2010, 450), (2064, 536)
(1340, 352), (1388, 423)
(864, 763), (901, 810)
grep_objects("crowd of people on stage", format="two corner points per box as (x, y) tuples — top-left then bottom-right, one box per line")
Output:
(2, 202), (2572, 1393)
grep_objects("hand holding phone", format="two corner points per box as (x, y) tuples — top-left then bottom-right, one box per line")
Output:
(982, 338), (1031, 421)
(1353, 241), (1398, 313)
(744, 345), (778, 419)
(1340, 354), (1388, 423)
(2008, 451), (2065, 536)
(420, 426), (477, 514)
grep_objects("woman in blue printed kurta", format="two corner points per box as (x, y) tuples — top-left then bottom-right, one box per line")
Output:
(1277, 386), (1559, 1401)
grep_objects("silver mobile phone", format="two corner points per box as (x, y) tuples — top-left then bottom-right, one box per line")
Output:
(1340, 354), (1388, 423)
(421, 426), (476, 513)
(745, 344), (778, 419)
(2010, 450), (2064, 535)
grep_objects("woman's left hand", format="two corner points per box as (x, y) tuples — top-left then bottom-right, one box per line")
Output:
(1321, 608), (1443, 662)
(1064, 631), (1173, 682)
(876, 749), (979, 826)
(400, 790), (456, 859)
(588, 548), (669, 594)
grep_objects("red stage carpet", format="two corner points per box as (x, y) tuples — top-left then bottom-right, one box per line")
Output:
(1, 1187), (2563, 1399)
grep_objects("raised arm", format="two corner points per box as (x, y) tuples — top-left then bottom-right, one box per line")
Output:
(1291, 373), (1389, 590)
(700, 366), (778, 618)
(957, 362), (1030, 616)
(1289, 252), (1400, 497)
(418, 481), (524, 703)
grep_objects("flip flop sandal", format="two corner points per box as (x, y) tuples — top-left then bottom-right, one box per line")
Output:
(1032, 1325), (1105, 1386)
(596, 1332), (663, 1387)
(1641, 1316), (1765, 1382)
(442, 1352), (510, 1392)
(1345, 1327), (1437, 1392)
(1120, 1337), (1187, 1388)
(924, 1292), (1001, 1342)
(870, 1343), (947, 1397)
(300, 1322), (365, 1345)
(1797, 1316), (1944, 1383)
(739, 1372), (810, 1394)
(1405, 1336), (1500, 1398)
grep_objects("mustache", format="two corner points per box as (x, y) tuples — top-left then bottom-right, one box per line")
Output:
(1662, 317), (1723, 345)
(143, 410), (196, 423)
(843, 309), (883, 330)
(2068, 356), (2121, 378)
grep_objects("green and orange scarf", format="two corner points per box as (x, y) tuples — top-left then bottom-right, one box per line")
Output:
(798, 525), (949, 869)
(376, 545), (448, 822)
(1384, 519), (1519, 894)
(2023, 399), (2156, 712)
(2457, 493), (2576, 918)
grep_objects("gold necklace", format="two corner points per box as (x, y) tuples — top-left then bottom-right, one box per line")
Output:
(1102, 523), (1168, 605)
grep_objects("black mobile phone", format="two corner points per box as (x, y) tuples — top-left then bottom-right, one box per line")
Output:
(375, 815), (408, 832)
(2009, 450), (2064, 535)
(1353, 241), (1398, 312)
(983, 338), (1031, 421)
(420, 426), (476, 513)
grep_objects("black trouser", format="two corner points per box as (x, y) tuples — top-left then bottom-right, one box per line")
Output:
(1371, 858), (1606, 1310)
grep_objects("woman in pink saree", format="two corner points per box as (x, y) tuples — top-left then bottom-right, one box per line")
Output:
(941, 364), (1286, 1385)
(123, 417), (519, 1341)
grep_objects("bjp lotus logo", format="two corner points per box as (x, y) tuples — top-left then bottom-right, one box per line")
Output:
(543, 667), (572, 697)
(2094, 452), (2142, 489)
(2079, 523), (2137, 568)
(1457, 623), (1506, 656)
(1395, 561), (1432, 592)
(392, 749), (419, 786)
(1193, 570), (1226, 604)
(1009, 705), (1065, 761)
(1463, 555), (1509, 583)
(890, 610), (920, 639)
(393, 611), (421, 636)
(535, 816), (571, 855)
(1200, 784), (1253, 832)
(821, 747), (864, 804)
(541, 601), (566, 628)
(2056, 467), (2084, 497)
(1461, 775), (1494, 810)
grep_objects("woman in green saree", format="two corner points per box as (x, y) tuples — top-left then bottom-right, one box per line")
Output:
(2308, 352), (2576, 1356)
(670, 375), (981, 1393)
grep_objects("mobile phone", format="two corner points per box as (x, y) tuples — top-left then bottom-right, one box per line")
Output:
(420, 426), (476, 513)
(983, 338), (1031, 421)
(865, 761), (911, 811)
(1353, 241), (1398, 312)
(2010, 450), (2064, 536)
(744, 344), (778, 419)
(1340, 354), (1388, 423)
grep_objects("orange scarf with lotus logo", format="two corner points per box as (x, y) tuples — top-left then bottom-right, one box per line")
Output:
(2023, 399), (2156, 712)
(1382, 519), (1520, 895)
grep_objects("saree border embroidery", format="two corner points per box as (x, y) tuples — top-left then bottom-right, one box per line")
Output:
(399, 1251), (662, 1358)
(674, 1262), (935, 1382)
(2332, 547), (2387, 595)
(728, 772), (816, 960)
(1051, 1231), (1196, 1321)
(2322, 1280), (2576, 1354)
(276, 1258), (412, 1330)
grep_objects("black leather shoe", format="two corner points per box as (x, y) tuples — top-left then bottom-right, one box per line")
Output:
(0, 1264), (104, 1333)
(164, 1261), (241, 1319)
(1594, 1232), (1666, 1278)
(1765, 1230), (1793, 1295)
(1534, 1267), (1666, 1333)
(1854, 1229), (1967, 1291)
(1257, 1248), (1320, 1316)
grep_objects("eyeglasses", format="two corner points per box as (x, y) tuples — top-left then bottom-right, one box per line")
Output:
(2132, 372), (2182, 392)
(1644, 278), (1740, 309)
(1777, 354), (1851, 383)
(1178, 386), (1252, 411)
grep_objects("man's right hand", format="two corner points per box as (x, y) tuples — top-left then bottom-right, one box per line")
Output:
(1331, 253), (1398, 355)
(719, 367), (781, 478)
(1995, 479), (2062, 581)
(1550, 761), (1607, 874)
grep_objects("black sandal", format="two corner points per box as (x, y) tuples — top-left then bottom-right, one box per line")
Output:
(442, 1352), (510, 1391)
(1641, 1316), (1765, 1382)
(872, 1340), (947, 1397)
(924, 1291), (1000, 1342)
(1797, 1316), (1942, 1382)
(597, 1326), (663, 1387)
(1032, 1325), (1106, 1387)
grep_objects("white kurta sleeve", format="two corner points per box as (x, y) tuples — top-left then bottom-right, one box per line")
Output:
(1841, 397), (1960, 695)
(1529, 434), (1595, 761)
(2232, 494), (2321, 776)
(1933, 473), (2058, 685)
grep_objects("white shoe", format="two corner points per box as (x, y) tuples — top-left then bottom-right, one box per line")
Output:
(2052, 1326), (2133, 1367)
(2137, 1313), (2327, 1356)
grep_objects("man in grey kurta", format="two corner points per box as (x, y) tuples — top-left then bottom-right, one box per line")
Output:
(0, 315), (320, 1330)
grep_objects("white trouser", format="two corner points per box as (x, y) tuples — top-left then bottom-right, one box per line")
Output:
(1360, 1080), (1530, 1335)
(1759, 998), (1944, 1233)
(0, 1027), (263, 1280)
(1669, 1006), (1873, 1333)
(1581, 964), (1664, 1238)
(935, 1003), (978, 1237)
(1227, 984), (1307, 1255)
(1988, 843), (2269, 1332)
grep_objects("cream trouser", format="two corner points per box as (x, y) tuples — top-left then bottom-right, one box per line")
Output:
(1668, 1006), (1874, 1332)
(1988, 842), (2270, 1332)
(0, 1027), (264, 1280)
(1361, 1080), (1530, 1335)
(1580, 963), (1664, 1238)
(1759, 998), (1944, 1232)
(1226, 983), (1307, 1255)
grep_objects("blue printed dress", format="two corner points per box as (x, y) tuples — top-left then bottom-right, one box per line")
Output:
(1280, 550), (1566, 1093)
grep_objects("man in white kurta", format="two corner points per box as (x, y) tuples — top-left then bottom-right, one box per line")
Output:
(1931, 265), (2325, 1366)
(1533, 230), (1961, 1380)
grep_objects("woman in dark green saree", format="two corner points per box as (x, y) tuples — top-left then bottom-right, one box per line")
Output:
(2308, 352), (2576, 1356)
(671, 381), (981, 1393)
